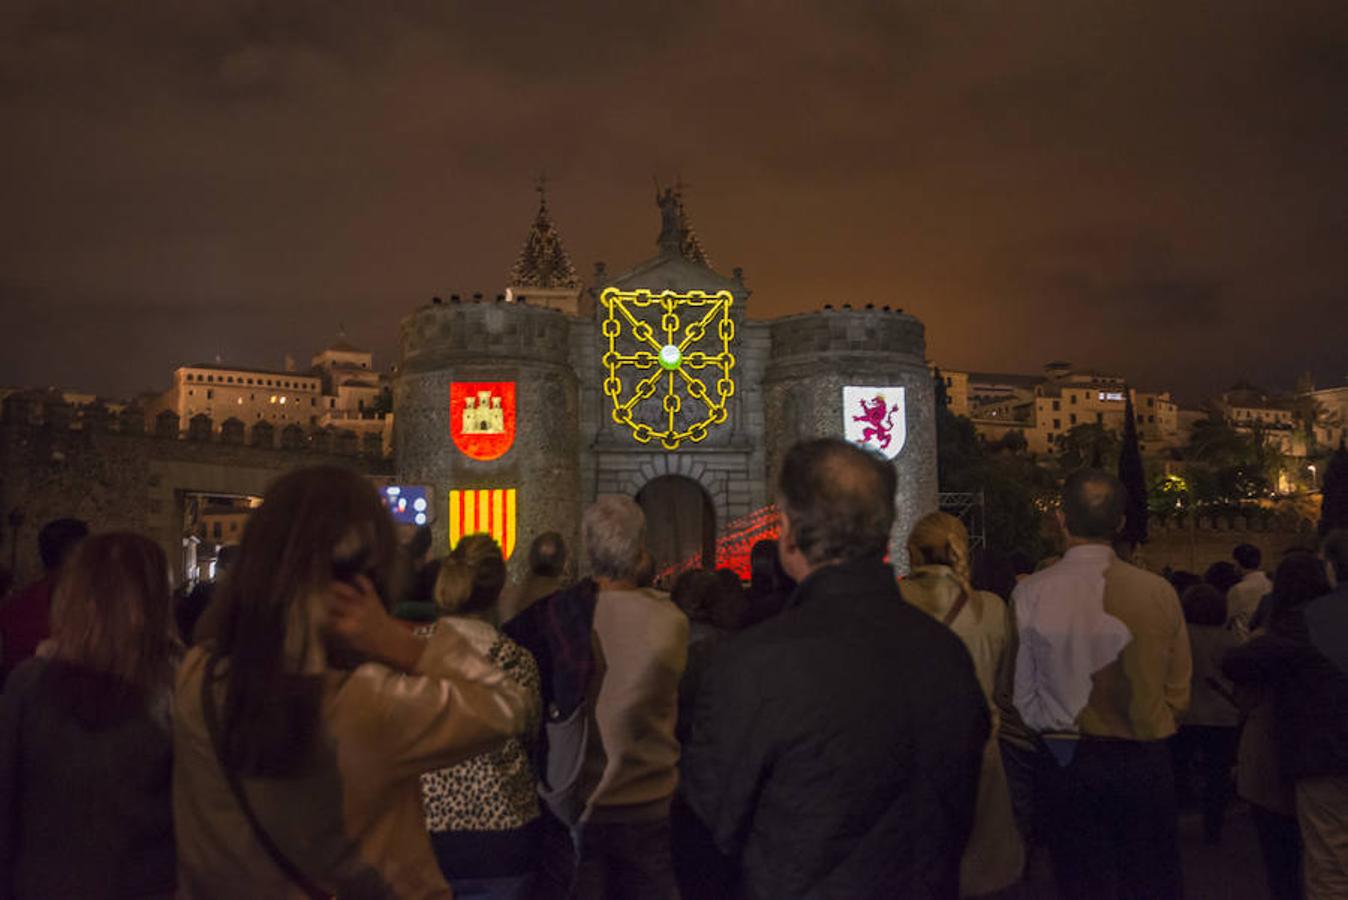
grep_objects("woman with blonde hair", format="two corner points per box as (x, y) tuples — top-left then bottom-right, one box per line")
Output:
(173, 466), (533, 899)
(900, 512), (1025, 897)
(417, 533), (543, 899)
(0, 532), (180, 899)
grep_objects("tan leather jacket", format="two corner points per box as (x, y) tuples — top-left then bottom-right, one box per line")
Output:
(173, 626), (535, 899)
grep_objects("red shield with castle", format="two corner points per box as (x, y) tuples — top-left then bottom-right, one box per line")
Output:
(450, 382), (516, 461)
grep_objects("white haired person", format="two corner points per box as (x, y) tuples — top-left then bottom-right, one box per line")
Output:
(572, 495), (688, 900)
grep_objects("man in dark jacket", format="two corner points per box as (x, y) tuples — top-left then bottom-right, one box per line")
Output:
(1225, 530), (1348, 898)
(680, 438), (990, 900)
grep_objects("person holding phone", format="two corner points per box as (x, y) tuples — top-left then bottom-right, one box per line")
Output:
(172, 465), (535, 900)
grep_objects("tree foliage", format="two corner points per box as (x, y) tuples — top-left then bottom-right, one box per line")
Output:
(1118, 391), (1148, 545)
(1056, 423), (1120, 473)
(934, 370), (1056, 560)
(1321, 439), (1348, 536)
(1182, 415), (1281, 506)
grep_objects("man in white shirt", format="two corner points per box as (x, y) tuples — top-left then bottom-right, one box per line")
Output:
(1227, 543), (1273, 628)
(1013, 469), (1190, 900)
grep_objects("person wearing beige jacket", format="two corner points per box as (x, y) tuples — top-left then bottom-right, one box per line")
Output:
(901, 512), (1025, 898)
(173, 466), (534, 900)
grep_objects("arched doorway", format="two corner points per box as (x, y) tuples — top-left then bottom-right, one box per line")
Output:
(636, 475), (716, 574)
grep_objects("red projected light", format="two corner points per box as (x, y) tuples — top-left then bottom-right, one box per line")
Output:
(657, 504), (781, 583)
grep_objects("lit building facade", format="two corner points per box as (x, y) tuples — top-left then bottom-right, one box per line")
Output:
(148, 338), (394, 453)
(940, 362), (1181, 456)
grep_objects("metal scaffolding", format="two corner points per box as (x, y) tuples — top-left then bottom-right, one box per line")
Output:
(938, 490), (987, 551)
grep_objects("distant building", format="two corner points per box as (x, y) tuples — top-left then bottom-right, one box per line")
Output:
(147, 336), (393, 453)
(1213, 384), (1304, 456)
(936, 369), (969, 417)
(150, 364), (325, 430)
(939, 362), (1180, 456)
(1309, 381), (1348, 449)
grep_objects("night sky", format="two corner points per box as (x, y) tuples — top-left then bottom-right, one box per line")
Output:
(2, 1), (1345, 405)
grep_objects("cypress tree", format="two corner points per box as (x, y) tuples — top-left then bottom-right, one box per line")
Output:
(1118, 390), (1149, 546)
(1320, 438), (1348, 535)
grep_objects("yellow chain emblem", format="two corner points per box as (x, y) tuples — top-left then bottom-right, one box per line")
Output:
(599, 287), (736, 450)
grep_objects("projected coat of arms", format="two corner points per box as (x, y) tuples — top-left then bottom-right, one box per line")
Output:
(449, 488), (517, 559)
(843, 386), (907, 459)
(450, 382), (516, 460)
(599, 287), (736, 451)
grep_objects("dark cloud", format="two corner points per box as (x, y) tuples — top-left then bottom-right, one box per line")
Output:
(1, 1), (1345, 401)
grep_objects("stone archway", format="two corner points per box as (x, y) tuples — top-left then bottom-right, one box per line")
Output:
(635, 475), (716, 573)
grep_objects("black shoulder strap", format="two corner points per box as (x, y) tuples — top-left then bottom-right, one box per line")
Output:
(200, 656), (332, 900)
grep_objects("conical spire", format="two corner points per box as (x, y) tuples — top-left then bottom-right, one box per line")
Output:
(508, 179), (579, 290)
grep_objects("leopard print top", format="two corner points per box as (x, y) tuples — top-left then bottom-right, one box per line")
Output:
(414, 619), (542, 832)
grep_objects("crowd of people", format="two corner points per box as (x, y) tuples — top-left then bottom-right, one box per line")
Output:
(1, 436), (1347, 899)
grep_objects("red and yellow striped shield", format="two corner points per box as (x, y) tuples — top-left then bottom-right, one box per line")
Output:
(449, 489), (517, 559)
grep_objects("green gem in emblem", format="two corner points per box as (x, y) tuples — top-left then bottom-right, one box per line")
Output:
(659, 344), (682, 371)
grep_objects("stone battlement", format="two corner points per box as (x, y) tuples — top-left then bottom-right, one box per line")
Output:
(1, 392), (386, 459)
(399, 295), (574, 374)
(767, 307), (927, 377)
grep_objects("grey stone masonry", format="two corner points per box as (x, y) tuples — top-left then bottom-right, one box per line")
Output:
(396, 255), (935, 579)
(765, 309), (938, 572)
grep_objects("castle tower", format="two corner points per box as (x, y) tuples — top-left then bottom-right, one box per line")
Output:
(764, 307), (938, 571)
(580, 185), (767, 573)
(504, 179), (584, 315)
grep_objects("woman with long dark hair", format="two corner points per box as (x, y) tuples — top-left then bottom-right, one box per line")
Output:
(0, 532), (180, 899)
(173, 465), (533, 899)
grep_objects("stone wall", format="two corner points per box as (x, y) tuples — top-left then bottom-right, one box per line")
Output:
(395, 299), (582, 577)
(1140, 513), (1320, 575)
(392, 291), (939, 578)
(765, 307), (938, 573)
(0, 398), (390, 585)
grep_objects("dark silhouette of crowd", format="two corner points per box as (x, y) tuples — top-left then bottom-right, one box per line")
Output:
(3, 438), (1348, 899)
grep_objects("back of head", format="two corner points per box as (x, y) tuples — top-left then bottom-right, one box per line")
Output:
(408, 524), (434, 562)
(528, 531), (568, 579)
(1168, 570), (1202, 596)
(778, 438), (896, 566)
(672, 569), (720, 623)
(1272, 551), (1331, 615)
(1204, 561), (1241, 595)
(1233, 543), (1262, 572)
(1323, 529), (1348, 585)
(50, 532), (177, 694)
(1060, 469), (1125, 542)
(749, 540), (781, 592)
(907, 512), (971, 579)
(1180, 583), (1227, 627)
(214, 464), (397, 775)
(907, 510), (979, 612)
(584, 495), (647, 582)
(710, 569), (750, 630)
(215, 543), (241, 575)
(38, 517), (90, 572)
(435, 533), (507, 616)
